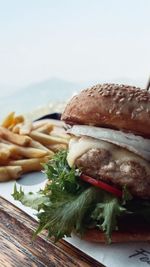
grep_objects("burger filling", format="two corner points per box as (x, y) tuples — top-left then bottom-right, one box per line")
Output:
(67, 135), (150, 198)
(67, 125), (150, 161)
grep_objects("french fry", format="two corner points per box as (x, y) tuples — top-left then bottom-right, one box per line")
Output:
(29, 131), (68, 146)
(47, 143), (68, 152)
(32, 119), (65, 130)
(9, 157), (49, 173)
(0, 137), (12, 145)
(0, 142), (15, 160)
(30, 139), (54, 154)
(8, 115), (24, 131)
(0, 137), (46, 155)
(0, 166), (22, 181)
(0, 126), (31, 146)
(12, 123), (22, 133)
(0, 140), (23, 160)
(0, 140), (13, 147)
(13, 115), (24, 124)
(1, 112), (15, 128)
(11, 144), (48, 158)
(19, 120), (32, 135)
(0, 148), (11, 161)
(32, 120), (48, 130)
(0, 138), (49, 159)
(36, 123), (53, 134)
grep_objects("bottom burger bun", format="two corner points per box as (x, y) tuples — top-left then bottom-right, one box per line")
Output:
(81, 211), (150, 243)
(81, 225), (150, 243)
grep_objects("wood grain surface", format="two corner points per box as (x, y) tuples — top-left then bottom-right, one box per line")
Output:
(0, 196), (105, 267)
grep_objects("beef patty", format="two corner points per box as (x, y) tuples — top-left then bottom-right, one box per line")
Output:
(76, 148), (150, 199)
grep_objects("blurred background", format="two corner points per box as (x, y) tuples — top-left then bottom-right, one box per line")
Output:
(0, 0), (149, 118)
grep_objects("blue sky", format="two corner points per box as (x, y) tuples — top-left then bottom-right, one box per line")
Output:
(0, 0), (149, 88)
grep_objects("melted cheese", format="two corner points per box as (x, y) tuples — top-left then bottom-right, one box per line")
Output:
(67, 125), (150, 162)
(67, 136), (112, 166)
(67, 136), (150, 174)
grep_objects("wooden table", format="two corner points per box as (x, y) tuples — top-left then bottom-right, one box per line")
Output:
(0, 196), (104, 267)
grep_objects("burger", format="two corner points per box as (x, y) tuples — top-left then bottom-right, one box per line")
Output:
(13, 83), (150, 243)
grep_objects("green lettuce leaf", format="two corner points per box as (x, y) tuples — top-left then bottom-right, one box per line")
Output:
(91, 196), (126, 243)
(35, 186), (101, 241)
(43, 150), (82, 194)
(12, 184), (49, 211)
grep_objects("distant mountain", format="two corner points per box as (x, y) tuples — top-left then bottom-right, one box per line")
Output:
(0, 78), (89, 119)
(0, 84), (19, 98)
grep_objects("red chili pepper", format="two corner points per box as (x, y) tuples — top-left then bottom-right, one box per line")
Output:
(80, 174), (122, 198)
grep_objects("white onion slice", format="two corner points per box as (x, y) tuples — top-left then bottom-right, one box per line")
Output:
(67, 125), (150, 161)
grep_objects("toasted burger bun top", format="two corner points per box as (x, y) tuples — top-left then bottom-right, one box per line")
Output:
(62, 83), (150, 138)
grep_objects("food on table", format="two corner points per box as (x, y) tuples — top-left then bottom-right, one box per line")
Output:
(13, 84), (150, 243)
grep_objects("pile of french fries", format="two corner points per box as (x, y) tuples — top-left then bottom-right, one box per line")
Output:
(0, 112), (69, 181)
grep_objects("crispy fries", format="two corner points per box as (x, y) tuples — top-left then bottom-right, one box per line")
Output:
(0, 126), (31, 146)
(0, 148), (11, 161)
(0, 166), (22, 181)
(35, 123), (53, 134)
(47, 143), (68, 152)
(1, 112), (24, 130)
(30, 139), (53, 153)
(11, 144), (48, 158)
(19, 120), (32, 135)
(0, 112), (69, 182)
(9, 157), (49, 173)
(1, 112), (15, 128)
(29, 130), (68, 145)
(11, 123), (22, 134)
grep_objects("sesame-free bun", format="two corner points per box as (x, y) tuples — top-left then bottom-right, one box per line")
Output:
(82, 227), (150, 243)
(79, 218), (150, 243)
(62, 84), (150, 138)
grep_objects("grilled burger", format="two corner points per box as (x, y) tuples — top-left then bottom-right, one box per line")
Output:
(61, 83), (150, 242)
